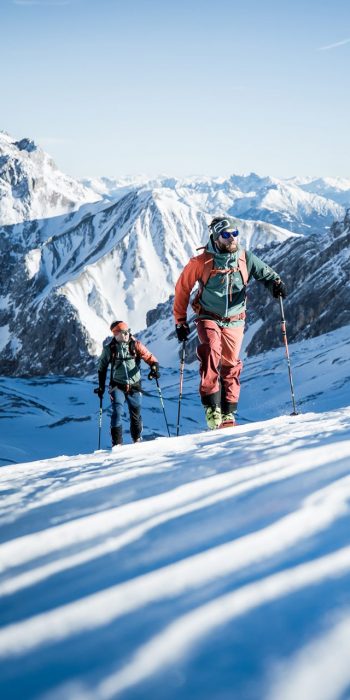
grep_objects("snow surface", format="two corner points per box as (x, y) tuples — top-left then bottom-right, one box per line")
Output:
(0, 408), (350, 699)
(1, 322), (350, 466)
(25, 248), (42, 279)
(0, 325), (350, 698)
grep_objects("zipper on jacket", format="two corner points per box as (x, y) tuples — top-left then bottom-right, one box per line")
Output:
(225, 273), (229, 317)
(225, 252), (237, 316)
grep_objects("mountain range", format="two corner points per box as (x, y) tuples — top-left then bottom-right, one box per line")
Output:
(83, 172), (349, 234)
(0, 130), (349, 376)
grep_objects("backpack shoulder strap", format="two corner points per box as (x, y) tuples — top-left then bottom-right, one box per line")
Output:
(195, 248), (248, 293)
(197, 250), (248, 286)
(190, 252), (214, 315)
(129, 336), (141, 366)
(108, 337), (118, 386)
(238, 249), (248, 285)
(197, 251), (214, 287)
(109, 337), (117, 361)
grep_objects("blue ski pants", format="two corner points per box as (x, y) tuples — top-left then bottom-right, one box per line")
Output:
(109, 387), (143, 441)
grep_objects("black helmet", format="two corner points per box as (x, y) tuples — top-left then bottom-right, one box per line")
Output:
(209, 216), (237, 239)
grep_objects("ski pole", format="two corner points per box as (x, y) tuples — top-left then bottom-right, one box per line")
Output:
(155, 378), (171, 437)
(98, 395), (103, 449)
(278, 296), (298, 415)
(176, 340), (186, 436)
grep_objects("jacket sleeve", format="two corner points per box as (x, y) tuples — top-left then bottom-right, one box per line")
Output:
(98, 344), (111, 371)
(135, 341), (158, 366)
(173, 256), (202, 324)
(97, 345), (110, 387)
(246, 251), (281, 294)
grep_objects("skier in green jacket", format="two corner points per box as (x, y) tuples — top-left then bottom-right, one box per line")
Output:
(174, 216), (286, 429)
(96, 320), (159, 446)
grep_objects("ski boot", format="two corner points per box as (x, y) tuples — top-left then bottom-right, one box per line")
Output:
(111, 426), (123, 447)
(219, 412), (237, 429)
(205, 406), (222, 430)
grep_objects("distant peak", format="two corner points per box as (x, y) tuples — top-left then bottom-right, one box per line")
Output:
(14, 138), (37, 153)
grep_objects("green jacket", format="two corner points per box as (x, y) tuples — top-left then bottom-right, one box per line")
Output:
(98, 337), (158, 388)
(174, 237), (280, 328)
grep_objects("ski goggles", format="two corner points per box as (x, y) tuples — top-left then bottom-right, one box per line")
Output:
(220, 229), (239, 239)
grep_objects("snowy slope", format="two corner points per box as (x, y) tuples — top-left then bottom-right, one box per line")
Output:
(1, 322), (349, 466)
(0, 406), (350, 700)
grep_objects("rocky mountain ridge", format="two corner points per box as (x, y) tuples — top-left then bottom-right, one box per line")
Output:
(244, 209), (350, 356)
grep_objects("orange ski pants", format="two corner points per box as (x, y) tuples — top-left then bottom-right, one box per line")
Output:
(196, 319), (244, 405)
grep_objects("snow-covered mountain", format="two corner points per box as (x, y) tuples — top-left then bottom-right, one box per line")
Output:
(0, 135), (300, 376)
(142, 208), (350, 361)
(244, 208), (350, 355)
(84, 172), (347, 235)
(0, 330), (350, 698)
(287, 175), (350, 207)
(0, 131), (100, 228)
(0, 187), (209, 374)
(0, 131), (348, 377)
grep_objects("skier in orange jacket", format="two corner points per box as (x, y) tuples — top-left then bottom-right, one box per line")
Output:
(173, 216), (286, 429)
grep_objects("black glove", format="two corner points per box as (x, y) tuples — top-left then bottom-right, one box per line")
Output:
(94, 386), (105, 399)
(272, 279), (287, 299)
(175, 323), (190, 342)
(148, 362), (160, 380)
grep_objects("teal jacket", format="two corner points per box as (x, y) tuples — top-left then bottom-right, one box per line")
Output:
(98, 337), (158, 388)
(174, 237), (280, 327)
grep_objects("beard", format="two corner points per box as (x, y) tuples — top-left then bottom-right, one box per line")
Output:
(216, 238), (239, 253)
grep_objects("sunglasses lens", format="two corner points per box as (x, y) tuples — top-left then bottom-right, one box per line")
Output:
(221, 229), (239, 239)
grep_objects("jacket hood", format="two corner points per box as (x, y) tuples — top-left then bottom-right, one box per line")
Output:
(206, 235), (217, 254)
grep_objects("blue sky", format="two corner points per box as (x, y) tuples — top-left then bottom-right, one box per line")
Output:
(1, 0), (350, 178)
